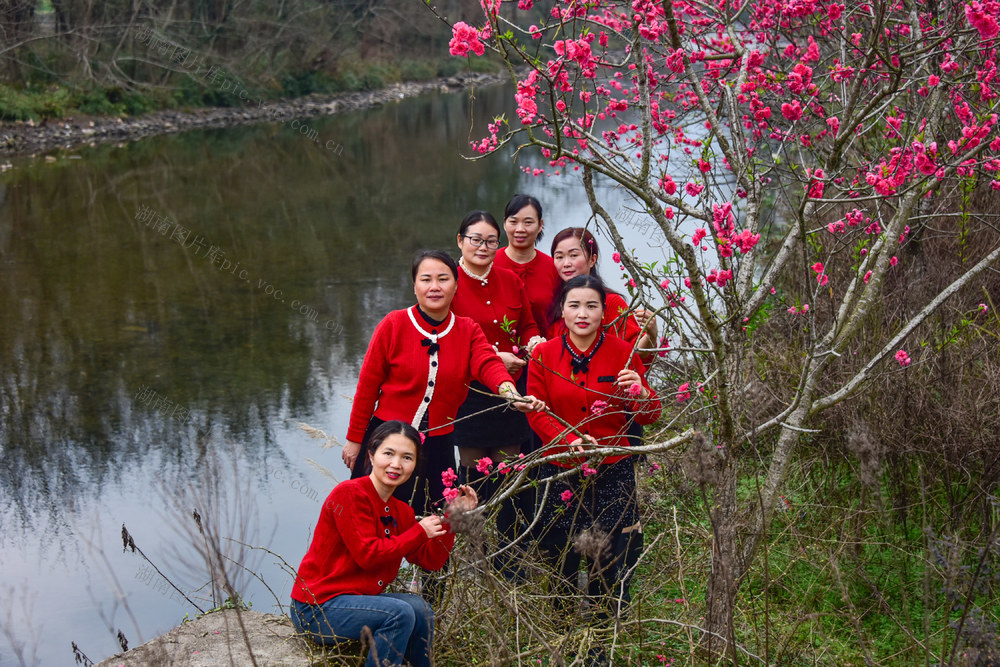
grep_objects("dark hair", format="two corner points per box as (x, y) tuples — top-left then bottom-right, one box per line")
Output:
(550, 227), (602, 280)
(503, 194), (544, 243)
(558, 274), (607, 310)
(366, 420), (422, 459)
(411, 249), (459, 282)
(458, 210), (500, 237)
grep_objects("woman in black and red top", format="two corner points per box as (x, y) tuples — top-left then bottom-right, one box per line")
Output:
(450, 210), (546, 575)
(342, 250), (544, 514)
(292, 420), (477, 667)
(527, 274), (661, 614)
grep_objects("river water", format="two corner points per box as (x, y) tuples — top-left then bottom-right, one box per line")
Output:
(0, 82), (685, 665)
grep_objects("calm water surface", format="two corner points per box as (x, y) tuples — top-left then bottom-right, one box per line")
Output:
(0, 83), (687, 665)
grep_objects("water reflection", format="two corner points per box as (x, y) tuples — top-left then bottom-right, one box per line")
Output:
(0, 79), (682, 664)
(0, 84), (525, 665)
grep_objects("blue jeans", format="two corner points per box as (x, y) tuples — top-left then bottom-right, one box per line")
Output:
(290, 593), (433, 667)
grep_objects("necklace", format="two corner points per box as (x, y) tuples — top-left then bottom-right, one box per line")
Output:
(459, 257), (492, 285)
(563, 330), (605, 374)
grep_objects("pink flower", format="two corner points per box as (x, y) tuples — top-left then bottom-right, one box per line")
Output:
(649, 462), (661, 473)
(928, 75), (940, 86)
(475, 457), (493, 474)
(660, 175), (677, 195)
(441, 468), (458, 488)
(627, 383), (642, 397)
(965, 1), (1000, 39)
(811, 262), (824, 273)
(889, 256), (898, 267)
(978, 303), (989, 313)
(590, 399), (610, 415)
(560, 489), (574, 503)
(781, 101), (803, 122)
(443, 487), (461, 503)
(676, 382), (691, 402)
(419, 432), (426, 444)
(894, 349), (911, 367)
(612, 252), (621, 263)
(863, 270), (872, 284)
(497, 461), (511, 474)
(449, 22), (486, 57)
(685, 182), (704, 196)
(582, 464), (598, 477)
(692, 228), (707, 245)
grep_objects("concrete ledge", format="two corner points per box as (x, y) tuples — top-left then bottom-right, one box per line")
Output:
(95, 609), (362, 666)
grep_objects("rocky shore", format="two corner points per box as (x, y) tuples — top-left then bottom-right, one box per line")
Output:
(94, 610), (345, 666)
(0, 70), (510, 160)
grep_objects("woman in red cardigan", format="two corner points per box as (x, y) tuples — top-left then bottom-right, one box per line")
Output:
(342, 250), (544, 514)
(292, 420), (477, 667)
(527, 274), (661, 617)
(493, 194), (562, 336)
(548, 227), (657, 359)
(450, 210), (547, 576)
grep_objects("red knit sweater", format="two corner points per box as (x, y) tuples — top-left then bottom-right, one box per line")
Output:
(452, 265), (541, 381)
(548, 292), (643, 347)
(291, 476), (454, 604)
(526, 334), (661, 467)
(347, 306), (514, 442)
(494, 249), (561, 336)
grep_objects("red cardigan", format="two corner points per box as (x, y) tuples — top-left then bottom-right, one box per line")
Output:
(347, 306), (514, 442)
(549, 291), (643, 347)
(291, 476), (454, 604)
(527, 334), (661, 467)
(452, 266), (541, 380)
(494, 249), (562, 337)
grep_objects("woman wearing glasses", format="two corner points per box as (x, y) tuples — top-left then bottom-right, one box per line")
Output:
(292, 420), (478, 667)
(342, 250), (545, 515)
(450, 211), (545, 573)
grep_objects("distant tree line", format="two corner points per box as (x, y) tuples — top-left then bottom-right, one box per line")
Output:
(0, 0), (503, 119)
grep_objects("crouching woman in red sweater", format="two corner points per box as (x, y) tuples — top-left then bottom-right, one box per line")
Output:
(291, 420), (477, 667)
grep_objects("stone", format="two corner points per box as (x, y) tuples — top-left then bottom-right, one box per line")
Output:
(94, 609), (361, 667)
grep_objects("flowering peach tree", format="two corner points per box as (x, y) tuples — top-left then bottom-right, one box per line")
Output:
(434, 0), (1000, 657)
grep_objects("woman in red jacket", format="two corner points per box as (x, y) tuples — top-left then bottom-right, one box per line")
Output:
(527, 274), (661, 615)
(342, 250), (544, 514)
(452, 210), (545, 468)
(450, 210), (546, 576)
(493, 194), (562, 336)
(548, 227), (657, 358)
(292, 420), (477, 667)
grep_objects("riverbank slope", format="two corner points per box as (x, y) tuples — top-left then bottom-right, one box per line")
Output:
(0, 70), (509, 160)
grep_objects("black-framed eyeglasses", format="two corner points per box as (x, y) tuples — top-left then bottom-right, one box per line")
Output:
(462, 235), (500, 249)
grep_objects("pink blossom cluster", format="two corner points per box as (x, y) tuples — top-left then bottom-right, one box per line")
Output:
(712, 203), (759, 257)
(441, 467), (460, 503)
(448, 22), (486, 57)
(895, 349), (911, 367)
